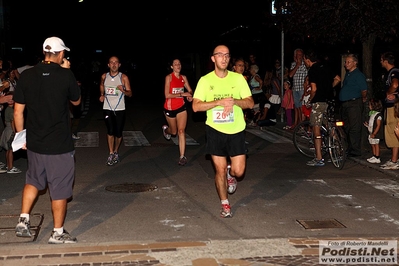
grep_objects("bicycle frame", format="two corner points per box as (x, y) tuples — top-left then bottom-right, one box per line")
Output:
(293, 101), (347, 169)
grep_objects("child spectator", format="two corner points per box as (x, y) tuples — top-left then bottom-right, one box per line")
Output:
(281, 80), (294, 129)
(364, 99), (383, 164)
(301, 75), (312, 120)
(0, 98), (21, 173)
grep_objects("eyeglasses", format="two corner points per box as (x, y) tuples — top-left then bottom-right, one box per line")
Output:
(213, 53), (230, 59)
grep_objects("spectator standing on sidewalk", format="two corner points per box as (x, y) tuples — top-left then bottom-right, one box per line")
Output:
(192, 45), (254, 218)
(380, 52), (399, 170)
(364, 99), (383, 164)
(99, 56), (132, 166)
(14, 54), (40, 80)
(393, 99), (399, 139)
(0, 66), (13, 171)
(269, 68), (282, 116)
(248, 53), (263, 77)
(249, 64), (263, 93)
(233, 58), (252, 122)
(232, 58), (247, 80)
(289, 48), (308, 128)
(303, 49), (341, 167)
(13, 36), (81, 243)
(339, 54), (367, 157)
(249, 64), (266, 116)
(281, 79), (294, 130)
(0, 97), (21, 173)
(162, 58), (193, 166)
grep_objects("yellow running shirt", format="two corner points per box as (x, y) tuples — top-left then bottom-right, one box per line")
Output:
(194, 71), (252, 134)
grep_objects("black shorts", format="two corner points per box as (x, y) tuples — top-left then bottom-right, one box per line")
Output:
(104, 110), (125, 138)
(163, 105), (186, 118)
(205, 125), (246, 157)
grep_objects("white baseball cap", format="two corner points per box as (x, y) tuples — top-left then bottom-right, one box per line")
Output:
(43, 37), (70, 53)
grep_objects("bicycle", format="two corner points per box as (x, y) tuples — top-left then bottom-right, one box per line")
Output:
(292, 100), (347, 169)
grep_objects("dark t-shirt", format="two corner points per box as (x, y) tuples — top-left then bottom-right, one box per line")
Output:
(308, 62), (336, 103)
(384, 67), (399, 108)
(13, 62), (81, 154)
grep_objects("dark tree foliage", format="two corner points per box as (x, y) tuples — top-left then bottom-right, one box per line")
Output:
(272, 0), (399, 94)
(273, 0), (399, 43)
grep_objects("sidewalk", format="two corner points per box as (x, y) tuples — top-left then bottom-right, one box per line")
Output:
(266, 121), (399, 179)
(2, 237), (397, 265)
(0, 237), (312, 265)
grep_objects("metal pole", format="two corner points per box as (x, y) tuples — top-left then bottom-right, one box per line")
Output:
(280, 28), (284, 122)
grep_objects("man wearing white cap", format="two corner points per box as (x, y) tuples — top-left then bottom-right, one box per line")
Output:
(13, 36), (81, 244)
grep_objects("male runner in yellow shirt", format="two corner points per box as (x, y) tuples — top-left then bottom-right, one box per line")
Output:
(193, 45), (254, 218)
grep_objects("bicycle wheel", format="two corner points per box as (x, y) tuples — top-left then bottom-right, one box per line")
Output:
(328, 126), (346, 169)
(293, 121), (315, 158)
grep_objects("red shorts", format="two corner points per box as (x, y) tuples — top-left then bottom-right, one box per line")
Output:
(302, 105), (312, 118)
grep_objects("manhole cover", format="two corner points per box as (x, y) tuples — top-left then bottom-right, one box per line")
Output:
(296, 219), (346, 230)
(105, 183), (158, 193)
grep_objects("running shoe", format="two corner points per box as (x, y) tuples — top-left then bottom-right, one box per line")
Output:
(162, 125), (171, 140)
(227, 165), (237, 194)
(15, 217), (32, 237)
(72, 133), (80, 140)
(113, 152), (120, 164)
(367, 156), (381, 164)
(7, 167), (22, 174)
(178, 156), (187, 166)
(380, 160), (399, 170)
(306, 158), (325, 167)
(48, 229), (77, 244)
(220, 204), (232, 218)
(106, 154), (114, 166)
(380, 159), (394, 168)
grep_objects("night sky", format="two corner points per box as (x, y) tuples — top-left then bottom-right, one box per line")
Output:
(6, 1), (273, 58)
(5, 0), (280, 92)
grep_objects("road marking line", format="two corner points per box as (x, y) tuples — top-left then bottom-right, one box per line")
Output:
(123, 131), (151, 146)
(171, 134), (199, 146)
(245, 128), (292, 143)
(74, 132), (99, 147)
(357, 179), (399, 196)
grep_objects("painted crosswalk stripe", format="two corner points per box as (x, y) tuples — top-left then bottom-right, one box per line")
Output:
(357, 179), (399, 196)
(245, 128), (292, 143)
(74, 132), (99, 147)
(123, 131), (151, 146)
(171, 134), (200, 146)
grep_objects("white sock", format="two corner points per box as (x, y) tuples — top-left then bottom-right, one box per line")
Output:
(20, 213), (29, 221)
(221, 199), (229, 205)
(54, 227), (64, 235)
